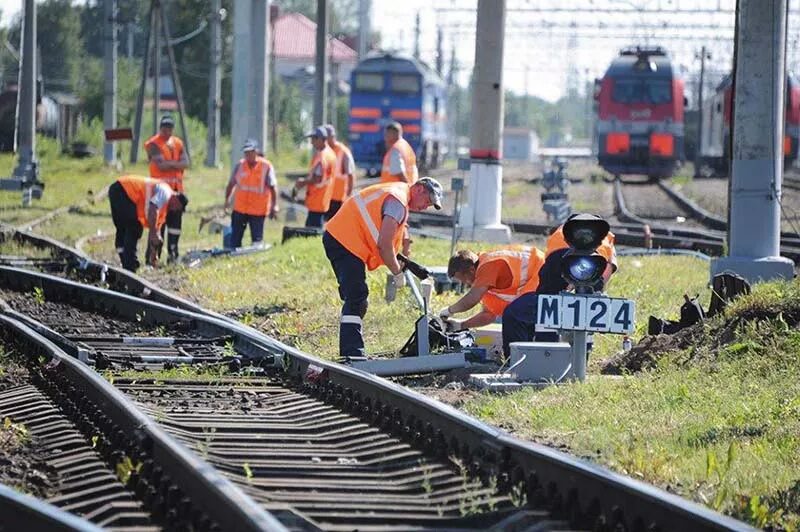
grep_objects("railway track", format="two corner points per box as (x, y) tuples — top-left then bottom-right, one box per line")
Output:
(0, 265), (750, 530)
(0, 310), (281, 531)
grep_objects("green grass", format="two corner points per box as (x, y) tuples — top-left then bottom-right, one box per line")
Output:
(3, 149), (800, 528)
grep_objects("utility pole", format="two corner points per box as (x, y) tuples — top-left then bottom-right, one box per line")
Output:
(414, 12), (421, 60)
(711, 0), (794, 282)
(270, 4), (278, 153)
(205, 0), (222, 167)
(251, 0), (269, 151)
(313, 0), (328, 126)
(152, 4), (160, 136)
(357, 0), (370, 59)
(230, 0), (269, 164)
(693, 46), (709, 177)
(103, 0), (118, 165)
(435, 26), (443, 77)
(459, 0), (510, 242)
(0, 0), (41, 205)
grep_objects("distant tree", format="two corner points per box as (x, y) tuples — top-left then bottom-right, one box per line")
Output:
(3, 0), (83, 91)
(78, 56), (140, 124)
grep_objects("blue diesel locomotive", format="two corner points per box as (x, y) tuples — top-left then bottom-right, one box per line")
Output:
(348, 53), (447, 176)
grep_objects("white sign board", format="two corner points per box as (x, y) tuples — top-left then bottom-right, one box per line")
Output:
(537, 294), (635, 334)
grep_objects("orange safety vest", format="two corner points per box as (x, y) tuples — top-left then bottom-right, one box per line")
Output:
(144, 134), (185, 191)
(380, 138), (418, 184)
(546, 226), (618, 268)
(325, 182), (410, 271)
(118, 175), (169, 229)
(232, 157), (274, 216)
(330, 141), (354, 202)
(479, 247), (545, 316)
(305, 145), (337, 213)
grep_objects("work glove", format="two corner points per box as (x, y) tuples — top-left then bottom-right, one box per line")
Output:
(392, 271), (406, 289)
(438, 306), (451, 319)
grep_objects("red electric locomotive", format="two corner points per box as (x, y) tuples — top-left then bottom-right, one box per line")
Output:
(699, 74), (800, 175)
(595, 47), (686, 179)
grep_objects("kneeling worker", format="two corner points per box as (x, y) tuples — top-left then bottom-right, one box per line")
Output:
(109, 175), (187, 272)
(224, 139), (279, 248)
(501, 213), (618, 356)
(323, 177), (444, 360)
(440, 246), (546, 330)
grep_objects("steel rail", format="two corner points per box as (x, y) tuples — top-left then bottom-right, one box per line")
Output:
(0, 266), (753, 531)
(0, 483), (105, 531)
(0, 311), (287, 532)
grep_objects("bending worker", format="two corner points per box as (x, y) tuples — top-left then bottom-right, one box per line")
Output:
(295, 126), (336, 228)
(439, 246), (546, 330)
(501, 213), (618, 356)
(109, 175), (187, 272)
(224, 139), (279, 248)
(324, 124), (356, 220)
(144, 115), (189, 262)
(380, 122), (418, 184)
(324, 177), (444, 360)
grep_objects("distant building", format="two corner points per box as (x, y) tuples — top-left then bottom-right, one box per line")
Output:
(503, 127), (540, 162)
(272, 12), (358, 90)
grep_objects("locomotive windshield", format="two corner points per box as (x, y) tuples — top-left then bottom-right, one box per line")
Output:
(391, 74), (421, 94)
(612, 79), (672, 105)
(354, 73), (384, 92)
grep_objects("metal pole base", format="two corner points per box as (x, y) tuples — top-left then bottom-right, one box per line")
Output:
(710, 256), (794, 284)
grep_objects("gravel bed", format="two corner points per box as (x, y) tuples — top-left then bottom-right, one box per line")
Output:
(674, 177), (800, 234)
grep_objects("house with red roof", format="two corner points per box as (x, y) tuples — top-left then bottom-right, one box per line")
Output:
(272, 11), (358, 90)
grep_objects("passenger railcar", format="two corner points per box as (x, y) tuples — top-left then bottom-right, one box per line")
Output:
(699, 74), (800, 174)
(348, 53), (447, 175)
(595, 47), (685, 178)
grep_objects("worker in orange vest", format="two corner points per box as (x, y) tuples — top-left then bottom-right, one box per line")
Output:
(323, 124), (356, 220)
(501, 214), (618, 356)
(294, 126), (337, 228)
(224, 139), (279, 248)
(108, 175), (187, 272)
(380, 121), (419, 184)
(144, 115), (189, 263)
(439, 246), (546, 331)
(323, 177), (444, 360)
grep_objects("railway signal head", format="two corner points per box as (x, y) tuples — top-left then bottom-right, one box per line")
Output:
(561, 214), (610, 291)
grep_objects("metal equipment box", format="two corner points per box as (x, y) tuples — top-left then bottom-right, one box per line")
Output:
(510, 341), (573, 382)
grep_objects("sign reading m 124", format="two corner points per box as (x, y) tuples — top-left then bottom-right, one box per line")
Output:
(537, 294), (635, 334)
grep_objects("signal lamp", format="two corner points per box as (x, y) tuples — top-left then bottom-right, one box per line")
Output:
(561, 214), (611, 291)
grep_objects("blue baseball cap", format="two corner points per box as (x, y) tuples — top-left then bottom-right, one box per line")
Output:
(305, 126), (328, 139)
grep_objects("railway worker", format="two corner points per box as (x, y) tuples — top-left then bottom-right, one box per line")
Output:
(324, 124), (356, 220)
(109, 175), (187, 272)
(439, 246), (546, 331)
(323, 177), (444, 360)
(144, 115), (189, 263)
(500, 214), (618, 356)
(294, 126), (337, 228)
(380, 121), (419, 184)
(223, 139), (279, 248)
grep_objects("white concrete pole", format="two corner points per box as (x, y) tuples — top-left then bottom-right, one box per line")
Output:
(314, 0), (328, 126)
(711, 0), (794, 282)
(15, 0), (36, 169)
(231, 0), (252, 165)
(251, 0), (269, 152)
(103, 0), (118, 165)
(205, 0), (222, 167)
(357, 0), (370, 59)
(459, 0), (510, 243)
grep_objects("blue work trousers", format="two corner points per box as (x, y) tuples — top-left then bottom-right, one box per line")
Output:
(230, 210), (265, 248)
(323, 231), (368, 360)
(306, 211), (325, 228)
(501, 249), (568, 357)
